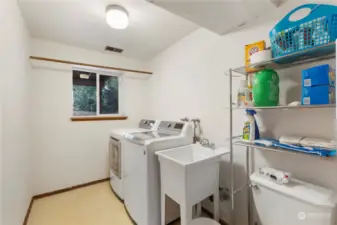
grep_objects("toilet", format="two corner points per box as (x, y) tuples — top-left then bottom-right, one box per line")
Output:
(251, 172), (337, 225)
(191, 172), (337, 225)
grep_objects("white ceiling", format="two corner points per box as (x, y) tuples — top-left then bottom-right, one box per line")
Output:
(18, 0), (198, 60)
(149, 0), (337, 35)
(150, 0), (288, 35)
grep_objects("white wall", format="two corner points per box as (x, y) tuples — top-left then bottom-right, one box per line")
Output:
(29, 39), (149, 195)
(146, 2), (337, 224)
(0, 0), (32, 225)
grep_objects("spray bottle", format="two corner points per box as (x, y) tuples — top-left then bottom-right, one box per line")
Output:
(242, 110), (260, 142)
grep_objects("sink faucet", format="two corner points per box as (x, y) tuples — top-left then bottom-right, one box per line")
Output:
(180, 117), (190, 122)
(191, 118), (201, 144)
(180, 117), (215, 149)
(200, 138), (216, 150)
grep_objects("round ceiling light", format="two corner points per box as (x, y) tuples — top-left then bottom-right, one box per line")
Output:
(106, 5), (129, 29)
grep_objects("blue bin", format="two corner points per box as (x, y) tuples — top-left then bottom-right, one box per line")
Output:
(270, 4), (337, 59)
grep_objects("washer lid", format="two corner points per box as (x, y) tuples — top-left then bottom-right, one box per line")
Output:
(251, 172), (337, 207)
(110, 128), (147, 138)
(125, 131), (176, 144)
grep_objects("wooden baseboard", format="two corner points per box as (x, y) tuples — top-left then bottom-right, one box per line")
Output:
(33, 178), (110, 199)
(202, 207), (229, 225)
(23, 178), (110, 225)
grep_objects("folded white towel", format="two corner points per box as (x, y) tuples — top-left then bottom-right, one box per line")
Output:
(279, 136), (304, 145)
(279, 136), (336, 150)
(300, 137), (336, 150)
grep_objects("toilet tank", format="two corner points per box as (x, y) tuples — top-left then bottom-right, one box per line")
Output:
(250, 172), (337, 225)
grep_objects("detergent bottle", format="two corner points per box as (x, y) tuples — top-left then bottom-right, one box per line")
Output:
(253, 69), (279, 107)
(242, 110), (260, 142)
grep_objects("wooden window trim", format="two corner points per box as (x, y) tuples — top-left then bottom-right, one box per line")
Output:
(71, 116), (128, 122)
(30, 56), (153, 75)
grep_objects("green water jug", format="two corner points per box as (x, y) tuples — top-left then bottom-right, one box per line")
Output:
(252, 69), (279, 107)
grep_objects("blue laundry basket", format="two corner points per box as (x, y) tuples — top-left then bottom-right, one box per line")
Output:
(270, 4), (337, 59)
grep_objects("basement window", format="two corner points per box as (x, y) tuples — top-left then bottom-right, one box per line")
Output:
(72, 69), (127, 121)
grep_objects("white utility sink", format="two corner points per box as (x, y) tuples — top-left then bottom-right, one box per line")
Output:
(156, 144), (229, 225)
(156, 144), (228, 168)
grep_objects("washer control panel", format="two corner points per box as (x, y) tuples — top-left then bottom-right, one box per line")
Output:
(139, 119), (155, 129)
(158, 121), (186, 134)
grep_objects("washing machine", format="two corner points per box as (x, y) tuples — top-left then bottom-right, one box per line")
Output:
(109, 119), (160, 200)
(123, 121), (194, 225)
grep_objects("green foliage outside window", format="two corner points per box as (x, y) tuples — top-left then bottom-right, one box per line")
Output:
(100, 76), (119, 114)
(73, 85), (97, 115)
(73, 72), (119, 116)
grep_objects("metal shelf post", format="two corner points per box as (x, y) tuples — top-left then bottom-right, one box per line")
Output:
(229, 68), (234, 225)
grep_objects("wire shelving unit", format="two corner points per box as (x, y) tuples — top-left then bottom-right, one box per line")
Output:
(227, 42), (336, 225)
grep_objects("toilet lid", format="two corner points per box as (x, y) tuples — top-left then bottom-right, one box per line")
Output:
(189, 218), (220, 225)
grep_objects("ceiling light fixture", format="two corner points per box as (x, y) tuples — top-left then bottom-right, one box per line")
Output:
(106, 5), (129, 30)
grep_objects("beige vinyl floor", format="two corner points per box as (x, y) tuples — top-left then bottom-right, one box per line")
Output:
(27, 181), (195, 225)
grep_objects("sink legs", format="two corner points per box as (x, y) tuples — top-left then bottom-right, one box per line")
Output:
(180, 202), (193, 225)
(161, 191), (166, 225)
(196, 203), (202, 217)
(158, 162), (221, 225)
(214, 190), (220, 221)
(160, 192), (220, 225)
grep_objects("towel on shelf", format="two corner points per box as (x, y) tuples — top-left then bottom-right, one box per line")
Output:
(300, 137), (336, 150)
(279, 136), (335, 150)
(279, 136), (303, 145)
(254, 138), (336, 157)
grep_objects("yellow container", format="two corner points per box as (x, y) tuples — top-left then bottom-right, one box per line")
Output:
(245, 40), (266, 73)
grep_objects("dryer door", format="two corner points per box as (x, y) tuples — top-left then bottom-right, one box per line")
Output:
(109, 137), (122, 179)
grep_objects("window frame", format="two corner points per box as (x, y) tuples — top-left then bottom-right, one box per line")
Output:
(71, 66), (126, 121)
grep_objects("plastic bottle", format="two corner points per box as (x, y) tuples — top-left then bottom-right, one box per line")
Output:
(242, 110), (260, 142)
(252, 69), (279, 107)
(237, 80), (253, 107)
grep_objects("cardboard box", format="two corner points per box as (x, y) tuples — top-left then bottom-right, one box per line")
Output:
(302, 85), (335, 105)
(302, 64), (335, 87)
(245, 40), (266, 73)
